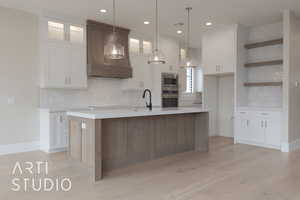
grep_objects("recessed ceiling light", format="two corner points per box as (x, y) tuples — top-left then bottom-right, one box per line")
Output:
(100, 9), (107, 13)
(177, 30), (183, 34)
(144, 21), (150, 25)
(205, 22), (213, 26)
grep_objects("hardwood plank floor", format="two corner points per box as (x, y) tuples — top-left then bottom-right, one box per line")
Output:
(1, 136), (300, 200)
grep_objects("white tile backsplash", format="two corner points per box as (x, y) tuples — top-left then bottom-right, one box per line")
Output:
(40, 79), (130, 108)
(247, 86), (282, 107)
(247, 66), (283, 82)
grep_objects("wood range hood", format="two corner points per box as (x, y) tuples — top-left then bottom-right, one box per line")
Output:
(87, 20), (132, 79)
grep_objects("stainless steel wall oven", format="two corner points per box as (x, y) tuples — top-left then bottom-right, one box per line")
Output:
(161, 73), (178, 107)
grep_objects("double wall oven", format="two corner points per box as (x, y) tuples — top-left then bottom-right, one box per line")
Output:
(161, 73), (179, 108)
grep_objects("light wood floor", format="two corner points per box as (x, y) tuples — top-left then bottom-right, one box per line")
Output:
(1, 136), (300, 200)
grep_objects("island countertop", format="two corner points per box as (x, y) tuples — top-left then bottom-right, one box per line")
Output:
(67, 107), (209, 119)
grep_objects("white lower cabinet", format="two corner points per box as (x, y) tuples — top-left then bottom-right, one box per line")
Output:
(264, 113), (281, 147)
(235, 110), (281, 149)
(40, 109), (69, 153)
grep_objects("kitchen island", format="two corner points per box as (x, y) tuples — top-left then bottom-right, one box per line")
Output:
(67, 107), (209, 181)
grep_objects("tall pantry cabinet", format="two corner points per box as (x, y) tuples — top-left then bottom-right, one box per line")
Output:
(202, 25), (237, 137)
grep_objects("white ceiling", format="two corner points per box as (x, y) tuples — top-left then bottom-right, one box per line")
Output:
(1, 0), (300, 47)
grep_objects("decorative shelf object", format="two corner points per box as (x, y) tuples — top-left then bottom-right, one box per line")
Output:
(244, 81), (283, 87)
(244, 38), (283, 49)
(244, 60), (283, 68)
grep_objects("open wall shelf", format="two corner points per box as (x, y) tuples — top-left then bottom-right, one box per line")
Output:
(237, 22), (284, 110)
(244, 81), (283, 87)
(244, 38), (283, 49)
(244, 60), (283, 68)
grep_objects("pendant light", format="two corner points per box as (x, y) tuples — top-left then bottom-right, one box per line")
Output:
(148, 0), (166, 64)
(181, 7), (194, 68)
(104, 0), (125, 59)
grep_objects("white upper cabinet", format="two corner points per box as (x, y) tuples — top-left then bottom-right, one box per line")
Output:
(40, 18), (87, 89)
(48, 21), (65, 41)
(202, 25), (237, 75)
(129, 38), (140, 55)
(69, 44), (87, 88)
(70, 25), (85, 44)
(46, 43), (70, 88)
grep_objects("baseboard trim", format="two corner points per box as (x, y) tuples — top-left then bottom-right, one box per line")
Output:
(0, 141), (40, 156)
(41, 147), (68, 153)
(236, 140), (281, 151)
(281, 139), (300, 152)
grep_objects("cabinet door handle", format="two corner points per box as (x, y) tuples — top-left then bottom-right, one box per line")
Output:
(261, 121), (264, 128)
(265, 120), (267, 128)
(246, 120), (249, 127)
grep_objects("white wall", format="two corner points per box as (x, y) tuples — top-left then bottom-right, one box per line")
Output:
(0, 6), (39, 145)
(283, 10), (300, 144)
(235, 25), (248, 108)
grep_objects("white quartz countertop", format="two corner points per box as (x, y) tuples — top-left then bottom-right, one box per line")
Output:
(67, 107), (209, 119)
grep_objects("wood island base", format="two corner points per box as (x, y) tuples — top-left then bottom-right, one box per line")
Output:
(68, 112), (209, 182)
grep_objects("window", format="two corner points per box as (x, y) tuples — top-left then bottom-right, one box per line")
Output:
(186, 67), (194, 93)
(129, 38), (140, 54)
(70, 25), (84, 44)
(180, 48), (186, 60)
(48, 21), (65, 41)
(195, 68), (203, 92)
(143, 41), (152, 55)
